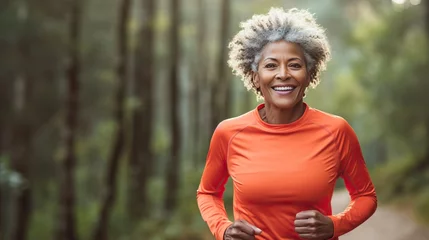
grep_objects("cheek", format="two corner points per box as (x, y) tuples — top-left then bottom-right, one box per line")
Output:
(258, 73), (273, 85)
(294, 72), (310, 86)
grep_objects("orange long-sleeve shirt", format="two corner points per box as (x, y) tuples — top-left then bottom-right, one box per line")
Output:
(196, 103), (377, 240)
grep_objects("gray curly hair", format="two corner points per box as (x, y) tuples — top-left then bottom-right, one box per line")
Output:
(227, 7), (331, 97)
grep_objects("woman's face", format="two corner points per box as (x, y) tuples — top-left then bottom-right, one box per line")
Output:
(253, 40), (310, 110)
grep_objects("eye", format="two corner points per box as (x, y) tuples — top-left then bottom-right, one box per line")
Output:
(289, 63), (302, 69)
(264, 63), (277, 68)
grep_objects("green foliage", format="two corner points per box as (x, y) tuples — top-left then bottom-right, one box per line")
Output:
(2, 0), (429, 239)
(416, 188), (429, 224)
(372, 157), (418, 199)
(28, 203), (57, 239)
(0, 155), (25, 189)
(348, 5), (428, 139)
(371, 156), (429, 222)
(339, 3), (429, 222)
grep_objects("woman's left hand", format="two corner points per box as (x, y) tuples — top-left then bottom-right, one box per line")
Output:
(294, 210), (334, 240)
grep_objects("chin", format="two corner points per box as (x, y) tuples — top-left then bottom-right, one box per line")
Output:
(272, 99), (299, 110)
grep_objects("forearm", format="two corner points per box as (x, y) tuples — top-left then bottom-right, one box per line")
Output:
(197, 192), (232, 240)
(329, 193), (377, 237)
(330, 119), (378, 237)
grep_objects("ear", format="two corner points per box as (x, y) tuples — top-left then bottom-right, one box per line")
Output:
(252, 71), (260, 88)
(305, 72), (311, 88)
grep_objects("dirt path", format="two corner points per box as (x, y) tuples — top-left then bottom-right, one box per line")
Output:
(332, 189), (429, 240)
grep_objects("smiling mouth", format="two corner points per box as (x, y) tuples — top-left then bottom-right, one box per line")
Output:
(272, 86), (296, 93)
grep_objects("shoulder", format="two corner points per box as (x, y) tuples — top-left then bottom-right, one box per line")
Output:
(306, 107), (354, 135)
(214, 109), (256, 139)
(208, 110), (255, 152)
(307, 107), (362, 152)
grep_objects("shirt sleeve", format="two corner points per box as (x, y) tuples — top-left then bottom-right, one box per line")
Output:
(196, 122), (232, 240)
(328, 119), (377, 238)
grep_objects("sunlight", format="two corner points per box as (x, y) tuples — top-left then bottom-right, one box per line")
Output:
(410, 0), (421, 5)
(392, 0), (406, 4)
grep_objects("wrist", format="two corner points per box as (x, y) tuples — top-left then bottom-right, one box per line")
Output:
(223, 224), (233, 240)
(327, 215), (336, 239)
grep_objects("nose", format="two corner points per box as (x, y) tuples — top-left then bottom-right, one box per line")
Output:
(276, 65), (289, 81)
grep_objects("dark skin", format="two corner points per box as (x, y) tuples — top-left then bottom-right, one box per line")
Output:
(294, 210), (334, 240)
(253, 41), (309, 125)
(224, 220), (262, 240)
(224, 41), (334, 240)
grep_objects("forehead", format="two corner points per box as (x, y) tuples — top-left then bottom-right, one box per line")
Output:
(260, 40), (305, 59)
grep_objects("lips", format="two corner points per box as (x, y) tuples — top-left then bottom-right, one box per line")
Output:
(271, 85), (296, 92)
(272, 86), (294, 91)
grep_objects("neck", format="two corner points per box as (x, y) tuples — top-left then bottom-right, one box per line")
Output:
(260, 101), (306, 124)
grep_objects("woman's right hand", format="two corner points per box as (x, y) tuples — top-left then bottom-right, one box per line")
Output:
(224, 220), (262, 240)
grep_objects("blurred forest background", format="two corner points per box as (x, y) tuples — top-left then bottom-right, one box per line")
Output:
(0, 0), (429, 239)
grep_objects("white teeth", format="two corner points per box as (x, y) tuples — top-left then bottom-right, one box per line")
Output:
(273, 86), (294, 91)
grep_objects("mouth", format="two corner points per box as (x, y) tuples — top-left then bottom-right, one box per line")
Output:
(271, 85), (296, 94)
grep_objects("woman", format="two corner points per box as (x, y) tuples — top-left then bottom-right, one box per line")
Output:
(196, 7), (377, 240)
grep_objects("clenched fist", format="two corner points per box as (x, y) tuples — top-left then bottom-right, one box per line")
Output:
(224, 219), (262, 240)
(294, 210), (334, 240)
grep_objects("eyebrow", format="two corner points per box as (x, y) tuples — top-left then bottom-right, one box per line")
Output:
(262, 57), (303, 62)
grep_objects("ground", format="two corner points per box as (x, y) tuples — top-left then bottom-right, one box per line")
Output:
(332, 189), (429, 240)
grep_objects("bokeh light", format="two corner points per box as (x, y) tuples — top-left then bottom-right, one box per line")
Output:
(410, 0), (421, 5)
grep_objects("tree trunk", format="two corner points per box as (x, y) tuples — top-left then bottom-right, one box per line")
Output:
(191, 0), (207, 166)
(56, 0), (81, 239)
(0, 74), (14, 240)
(424, 118), (429, 165)
(10, 78), (33, 240)
(211, 0), (231, 132)
(164, 0), (181, 215)
(128, 0), (155, 221)
(422, 0), (429, 165)
(425, 0), (429, 36)
(0, 77), (13, 154)
(10, 4), (34, 238)
(0, 184), (2, 239)
(0, 182), (1, 238)
(423, 0), (429, 165)
(92, 0), (130, 239)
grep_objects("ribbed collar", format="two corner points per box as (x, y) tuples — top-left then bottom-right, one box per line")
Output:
(252, 102), (310, 132)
